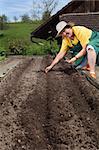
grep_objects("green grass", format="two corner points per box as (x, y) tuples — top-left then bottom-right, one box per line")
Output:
(0, 56), (6, 61)
(0, 21), (59, 56)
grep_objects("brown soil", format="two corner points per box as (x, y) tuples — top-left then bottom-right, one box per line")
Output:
(0, 56), (99, 150)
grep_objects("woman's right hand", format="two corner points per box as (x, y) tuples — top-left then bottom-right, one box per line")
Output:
(45, 51), (66, 73)
(45, 65), (52, 73)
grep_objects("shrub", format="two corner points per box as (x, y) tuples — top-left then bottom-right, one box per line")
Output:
(8, 39), (29, 55)
(0, 45), (6, 56)
(0, 32), (4, 37)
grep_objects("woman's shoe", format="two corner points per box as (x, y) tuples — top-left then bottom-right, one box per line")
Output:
(82, 64), (90, 71)
(90, 72), (96, 79)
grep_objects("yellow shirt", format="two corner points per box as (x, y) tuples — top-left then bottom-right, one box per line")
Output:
(60, 26), (92, 52)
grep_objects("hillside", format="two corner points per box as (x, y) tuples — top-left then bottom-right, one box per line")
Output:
(0, 21), (57, 56)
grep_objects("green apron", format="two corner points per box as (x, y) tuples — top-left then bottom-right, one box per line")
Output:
(68, 31), (99, 66)
(88, 31), (99, 55)
(69, 41), (85, 66)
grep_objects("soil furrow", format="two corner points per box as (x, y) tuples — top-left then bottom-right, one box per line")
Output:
(0, 56), (99, 150)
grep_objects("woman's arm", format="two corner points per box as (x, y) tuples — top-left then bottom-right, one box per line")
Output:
(75, 46), (86, 58)
(45, 50), (66, 73)
(67, 46), (86, 63)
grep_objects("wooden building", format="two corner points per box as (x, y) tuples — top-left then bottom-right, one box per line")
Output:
(31, 0), (99, 40)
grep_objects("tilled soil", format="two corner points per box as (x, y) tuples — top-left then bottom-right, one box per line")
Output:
(0, 56), (99, 150)
(0, 56), (25, 78)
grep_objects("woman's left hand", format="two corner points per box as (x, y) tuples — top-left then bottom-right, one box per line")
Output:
(65, 57), (76, 64)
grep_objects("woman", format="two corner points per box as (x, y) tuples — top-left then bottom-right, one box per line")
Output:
(45, 21), (99, 79)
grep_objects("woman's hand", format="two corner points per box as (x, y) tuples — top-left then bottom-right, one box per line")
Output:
(45, 51), (66, 73)
(66, 57), (76, 64)
(45, 65), (52, 73)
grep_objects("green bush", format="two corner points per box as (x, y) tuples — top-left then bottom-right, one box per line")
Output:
(8, 39), (29, 55)
(0, 45), (6, 56)
(0, 32), (4, 37)
(0, 56), (6, 61)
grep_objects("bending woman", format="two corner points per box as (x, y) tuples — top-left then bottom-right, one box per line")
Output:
(45, 21), (99, 79)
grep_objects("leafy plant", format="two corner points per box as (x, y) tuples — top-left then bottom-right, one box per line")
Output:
(8, 39), (28, 55)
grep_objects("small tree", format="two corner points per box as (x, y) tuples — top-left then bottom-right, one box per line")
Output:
(0, 16), (3, 30)
(2, 14), (8, 23)
(0, 14), (8, 30)
(13, 16), (18, 22)
(42, 11), (51, 21)
(31, 0), (58, 21)
(21, 14), (31, 23)
(42, 0), (58, 21)
(31, 0), (41, 20)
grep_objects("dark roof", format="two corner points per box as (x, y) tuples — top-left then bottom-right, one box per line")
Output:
(31, 0), (84, 40)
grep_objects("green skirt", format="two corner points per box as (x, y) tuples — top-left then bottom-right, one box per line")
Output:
(88, 31), (99, 55)
(69, 42), (85, 66)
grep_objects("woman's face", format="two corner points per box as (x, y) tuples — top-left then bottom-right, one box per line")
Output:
(62, 28), (73, 39)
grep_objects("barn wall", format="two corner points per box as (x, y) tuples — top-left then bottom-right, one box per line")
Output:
(31, 0), (99, 39)
(60, 12), (99, 31)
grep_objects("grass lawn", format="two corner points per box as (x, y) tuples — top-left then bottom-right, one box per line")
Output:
(0, 21), (58, 56)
